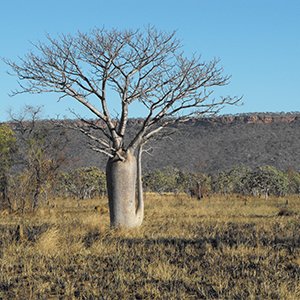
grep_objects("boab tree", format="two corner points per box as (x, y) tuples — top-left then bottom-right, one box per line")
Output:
(5, 27), (240, 228)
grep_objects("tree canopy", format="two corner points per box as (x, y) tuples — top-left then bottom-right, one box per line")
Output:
(5, 27), (240, 159)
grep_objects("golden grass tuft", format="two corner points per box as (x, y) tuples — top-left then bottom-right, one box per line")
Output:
(146, 260), (186, 281)
(35, 227), (60, 256)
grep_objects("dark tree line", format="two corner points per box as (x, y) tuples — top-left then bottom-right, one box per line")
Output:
(52, 165), (300, 200)
(143, 166), (299, 198)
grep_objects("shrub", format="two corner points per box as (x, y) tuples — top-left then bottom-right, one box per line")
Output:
(56, 167), (106, 199)
(241, 166), (289, 198)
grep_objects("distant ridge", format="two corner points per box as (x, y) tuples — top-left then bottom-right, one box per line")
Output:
(123, 112), (300, 126)
(3, 112), (300, 174)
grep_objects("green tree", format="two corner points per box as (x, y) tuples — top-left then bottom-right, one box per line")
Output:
(286, 168), (300, 194)
(144, 167), (180, 194)
(211, 171), (232, 194)
(177, 171), (211, 198)
(241, 166), (288, 198)
(227, 165), (252, 194)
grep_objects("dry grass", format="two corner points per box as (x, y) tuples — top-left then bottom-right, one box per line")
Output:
(0, 194), (300, 299)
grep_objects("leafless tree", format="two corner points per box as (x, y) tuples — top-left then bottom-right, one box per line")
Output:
(9, 106), (67, 211)
(4, 27), (240, 227)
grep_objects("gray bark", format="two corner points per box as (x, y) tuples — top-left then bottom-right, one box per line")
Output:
(106, 149), (144, 228)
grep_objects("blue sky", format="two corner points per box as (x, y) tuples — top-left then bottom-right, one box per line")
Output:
(0, 0), (299, 121)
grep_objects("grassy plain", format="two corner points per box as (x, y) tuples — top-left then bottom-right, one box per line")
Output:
(0, 194), (300, 299)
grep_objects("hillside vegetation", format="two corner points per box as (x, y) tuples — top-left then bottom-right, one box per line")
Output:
(8, 112), (298, 174)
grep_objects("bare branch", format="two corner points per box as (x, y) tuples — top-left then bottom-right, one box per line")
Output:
(5, 27), (241, 157)
(90, 146), (114, 158)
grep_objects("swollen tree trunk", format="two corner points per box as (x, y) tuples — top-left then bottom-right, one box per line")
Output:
(106, 148), (144, 228)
